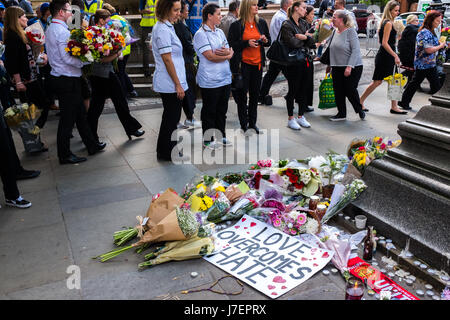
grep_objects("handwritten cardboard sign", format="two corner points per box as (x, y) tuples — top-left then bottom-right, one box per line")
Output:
(204, 215), (334, 298)
(348, 257), (419, 300)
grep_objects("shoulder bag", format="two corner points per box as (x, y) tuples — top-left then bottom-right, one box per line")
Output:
(319, 29), (335, 66)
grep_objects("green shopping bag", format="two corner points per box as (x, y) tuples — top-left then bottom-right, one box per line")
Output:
(318, 73), (336, 109)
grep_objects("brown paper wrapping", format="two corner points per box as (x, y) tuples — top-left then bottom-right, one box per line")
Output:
(133, 209), (187, 247)
(146, 188), (184, 225)
(224, 185), (244, 204)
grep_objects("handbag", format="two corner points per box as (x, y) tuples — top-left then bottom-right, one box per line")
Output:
(319, 30), (335, 65)
(318, 73), (336, 109)
(385, 65), (407, 101)
(267, 20), (308, 66)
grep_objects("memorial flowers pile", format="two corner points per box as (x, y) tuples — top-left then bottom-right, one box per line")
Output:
(95, 138), (380, 270)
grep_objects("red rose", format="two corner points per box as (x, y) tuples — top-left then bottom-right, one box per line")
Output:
(358, 146), (365, 151)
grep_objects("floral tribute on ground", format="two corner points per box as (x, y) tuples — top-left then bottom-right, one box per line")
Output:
(93, 137), (403, 292)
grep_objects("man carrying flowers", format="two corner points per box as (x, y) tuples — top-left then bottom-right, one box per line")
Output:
(46, 0), (104, 164)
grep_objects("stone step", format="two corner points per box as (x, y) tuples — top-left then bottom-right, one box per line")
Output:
(133, 83), (158, 98)
(129, 73), (152, 85)
(126, 63), (155, 75)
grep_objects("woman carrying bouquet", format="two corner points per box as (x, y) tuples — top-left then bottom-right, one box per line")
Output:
(87, 9), (145, 143)
(279, 0), (315, 131)
(358, 0), (407, 115)
(3, 5), (48, 153)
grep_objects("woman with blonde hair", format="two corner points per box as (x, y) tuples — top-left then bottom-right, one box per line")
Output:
(3, 5), (49, 153)
(359, 0), (407, 115)
(228, 0), (270, 135)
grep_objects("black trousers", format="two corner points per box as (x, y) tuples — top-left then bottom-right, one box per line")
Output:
(88, 72), (142, 141)
(283, 60), (309, 117)
(234, 63), (262, 129)
(0, 110), (20, 200)
(51, 76), (98, 159)
(305, 61), (314, 107)
(201, 84), (231, 142)
(259, 60), (284, 98)
(117, 54), (135, 96)
(157, 92), (183, 159)
(182, 63), (197, 120)
(141, 26), (153, 75)
(18, 80), (51, 129)
(331, 65), (364, 117)
(400, 67), (442, 107)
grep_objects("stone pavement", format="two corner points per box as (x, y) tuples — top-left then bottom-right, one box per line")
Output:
(0, 61), (440, 301)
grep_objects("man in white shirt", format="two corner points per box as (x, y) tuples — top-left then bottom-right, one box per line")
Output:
(46, 0), (103, 165)
(258, 0), (292, 106)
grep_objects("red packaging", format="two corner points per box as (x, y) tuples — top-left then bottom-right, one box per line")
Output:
(347, 257), (420, 300)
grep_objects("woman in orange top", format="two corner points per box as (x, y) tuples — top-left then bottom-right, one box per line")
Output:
(228, 0), (270, 134)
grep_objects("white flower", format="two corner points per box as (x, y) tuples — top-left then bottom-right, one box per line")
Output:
(287, 222), (293, 229)
(300, 170), (311, 184)
(305, 218), (319, 234)
(308, 156), (327, 170)
(85, 51), (94, 62)
(289, 210), (300, 221)
(380, 290), (391, 300)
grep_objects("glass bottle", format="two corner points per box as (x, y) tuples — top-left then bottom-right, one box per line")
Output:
(363, 226), (373, 261)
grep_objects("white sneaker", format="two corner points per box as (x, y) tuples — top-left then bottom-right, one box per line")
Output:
(221, 137), (233, 147)
(203, 141), (222, 150)
(296, 116), (311, 128)
(184, 118), (201, 128)
(288, 118), (301, 130)
(177, 122), (189, 129)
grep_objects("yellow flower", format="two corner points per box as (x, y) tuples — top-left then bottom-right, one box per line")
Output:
(65, 47), (70, 52)
(215, 185), (226, 193)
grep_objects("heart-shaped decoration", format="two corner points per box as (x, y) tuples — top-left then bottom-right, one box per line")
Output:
(247, 232), (250, 234)
(242, 218), (246, 222)
(250, 222), (257, 227)
(322, 252), (330, 258)
(244, 227), (248, 229)
(271, 292), (278, 296)
(301, 257), (308, 261)
(268, 285), (276, 290)
(313, 263), (319, 267)
(234, 226), (240, 229)
(273, 276), (286, 283)
(281, 286), (287, 290)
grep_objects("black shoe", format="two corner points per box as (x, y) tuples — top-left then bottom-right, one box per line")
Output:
(249, 125), (263, 134)
(258, 96), (264, 105)
(127, 129), (145, 140)
(398, 102), (412, 110)
(305, 106), (314, 112)
(88, 141), (107, 155)
(329, 115), (346, 121)
(390, 109), (408, 115)
(359, 110), (366, 120)
(59, 154), (87, 165)
(5, 197), (32, 209)
(128, 90), (138, 98)
(16, 169), (41, 180)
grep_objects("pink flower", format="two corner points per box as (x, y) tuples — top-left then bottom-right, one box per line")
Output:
(297, 213), (307, 225)
(290, 229), (297, 235)
(273, 219), (281, 227)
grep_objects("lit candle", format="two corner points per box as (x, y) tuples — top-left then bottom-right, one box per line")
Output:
(345, 279), (364, 300)
(308, 196), (320, 210)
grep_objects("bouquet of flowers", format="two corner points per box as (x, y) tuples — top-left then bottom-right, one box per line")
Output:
(315, 19), (334, 42)
(66, 25), (126, 63)
(25, 21), (45, 58)
(138, 236), (215, 270)
(3, 103), (40, 133)
(383, 73), (408, 87)
(96, 203), (200, 262)
(209, 191), (261, 224)
(269, 208), (320, 236)
(277, 167), (321, 197)
(320, 179), (367, 224)
(440, 27), (450, 42)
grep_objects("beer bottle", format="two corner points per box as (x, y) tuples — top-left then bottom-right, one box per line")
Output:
(363, 226), (373, 261)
